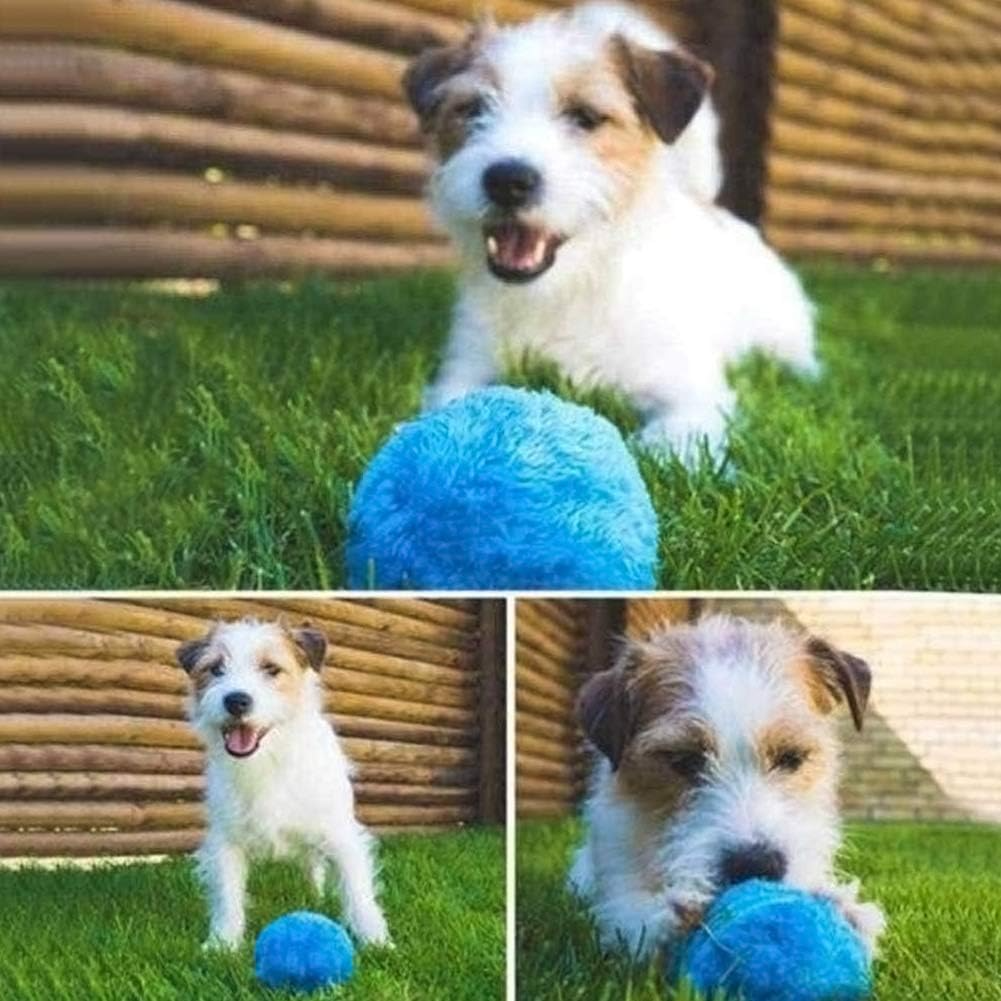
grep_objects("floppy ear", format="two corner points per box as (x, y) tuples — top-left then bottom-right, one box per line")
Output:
(403, 26), (483, 124)
(614, 36), (714, 144)
(805, 637), (872, 732)
(576, 658), (635, 770)
(176, 636), (208, 673)
(292, 627), (327, 671)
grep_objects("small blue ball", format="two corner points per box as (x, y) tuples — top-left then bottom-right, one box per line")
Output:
(672, 881), (871, 1001)
(346, 387), (658, 590)
(254, 911), (354, 992)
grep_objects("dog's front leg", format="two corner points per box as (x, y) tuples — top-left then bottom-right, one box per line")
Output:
(324, 822), (391, 947)
(422, 302), (497, 412)
(636, 377), (736, 469)
(198, 836), (248, 950)
(592, 885), (703, 961)
(817, 880), (886, 958)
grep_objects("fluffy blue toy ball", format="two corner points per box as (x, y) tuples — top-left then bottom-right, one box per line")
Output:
(672, 880), (871, 1001)
(254, 911), (354, 992)
(346, 387), (658, 589)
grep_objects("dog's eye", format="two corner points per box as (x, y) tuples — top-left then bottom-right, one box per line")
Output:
(456, 96), (487, 123)
(263, 663), (283, 678)
(564, 103), (608, 131)
(773, 748), (808, 773)
(659, 748), (706, 780)
(208, 661), (225, 678)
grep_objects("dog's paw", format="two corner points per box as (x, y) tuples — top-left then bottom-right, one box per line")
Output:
(351, 908), (391, 948)
(820, 881), (886, 957)
(421, 381), (476, 413)
(201, 932), (242, 953)
(636, 414), (728, 472)
(664, 888), (711, 933)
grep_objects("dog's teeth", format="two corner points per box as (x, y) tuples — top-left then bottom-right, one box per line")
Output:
(486, 235), (499, 256)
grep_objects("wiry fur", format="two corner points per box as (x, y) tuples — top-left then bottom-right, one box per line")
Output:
(569, 615), (885, 960)
(407, 1), (817, 465)
(178, 619), (389, 950)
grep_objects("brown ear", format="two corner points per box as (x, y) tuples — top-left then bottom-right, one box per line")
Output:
(577, 663), (635, 770)
(806, 637), (872, 732)
(403, 31), (479, 124)
(614, 36), (713, 144)
(292, 627), (327, 671)
(176, 636), (208, 673)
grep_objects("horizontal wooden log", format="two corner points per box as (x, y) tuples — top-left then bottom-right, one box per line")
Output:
(260, 598), (475, 652)
(0, 621), (175, 662)
(770, 117), (1001, 186)
(773, 80), (1001, 161)
(0, 829), (201, 856)
(0, 102), (426, 194)
(358, 803), (475, 825)
(357, 762), (476, 787)
(0, 657), (185, 694)
(365, 598), (479, 631)
(769, 154), (1001, 210)
(0, 771), (203, 801)
(769, 190), (1001, 242)
(517, 611), (581, 664)
(335, 714), (473, 747)
(775, 45), (1001, 128)
(329, 667), (476, 711)
(531, 599), (581, 640)
(516, 752), (578, 784)
(515, 656), (574, 708)
(0, 713), (197, 749)
(0, 599), (207, 642)
(330, 691), (474, 729)
(391, 0), (544, 23)
(0, 685), (184, 720)
(0, 166), (433, 239)
(0, 228), (451, 279)
(766, 225), (1001, 265)
(0, 744), (203, 774)
(517, 706), (576, 744)
(0, 800), (201, 830)
(3, 0), (408, 100)
(778, 6), (1001, 97)
(341, 737), (475, 768)
(517, 775), (572, 801)
(517, 730), (576, 764)
(517, 799), (574, 820)
(355, 782), (476, 806)
(200, 0), (464, 53)
(0, 43), (418, 145)
(330, 648), (472, 694)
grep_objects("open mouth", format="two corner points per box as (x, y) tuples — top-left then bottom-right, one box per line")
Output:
(222, 723), (269, 758)
(484, 221), (564, 283)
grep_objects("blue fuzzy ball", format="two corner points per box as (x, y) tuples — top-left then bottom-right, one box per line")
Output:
(672, 881), (871, 1001)
(254, 911), (354, 992)
(346, 387), (658, 589)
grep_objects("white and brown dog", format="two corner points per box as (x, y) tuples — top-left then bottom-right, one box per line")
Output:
(405, 1), (816, 466)
(569, 615), (885, 960)
(177, 619), (390, 951)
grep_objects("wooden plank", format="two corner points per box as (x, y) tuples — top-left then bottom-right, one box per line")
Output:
(0, 714), (197, 749)
(0, 800), (202, 830)
(0, 744), (203, 774)
(0, 829), (201, 856)
(0, 228), (451, 279)
(3, 0), (408, 100)
(477, 600), (506, 825)
(0, 42), (418, 145)
(0, 772), (203, 801)
(0, 101), (426, 193)
(0, 685), (184, 720)
(0, 166), (434, 239)
(766, 225), (1001, 264)
(0, 657), (185, 695)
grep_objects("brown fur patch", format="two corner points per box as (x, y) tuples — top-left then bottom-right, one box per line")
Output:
(756, 716), (830, 795)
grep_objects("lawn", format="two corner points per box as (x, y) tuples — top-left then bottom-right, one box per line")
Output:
(1, 264), (999, 589)
(0, 826), (504, 1001)
(516, 817), (1001, 1001)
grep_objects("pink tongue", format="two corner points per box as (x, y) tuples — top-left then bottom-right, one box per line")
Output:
(497, 226), (541, 270)
(224, 725), (258, 755)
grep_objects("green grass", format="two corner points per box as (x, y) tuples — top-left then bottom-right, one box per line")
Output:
(1, 264), (999, 588)
(517, 817), (1001, 1001)
(0, 827), (504, 1001)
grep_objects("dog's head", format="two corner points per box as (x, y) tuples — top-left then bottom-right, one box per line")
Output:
(404, 1), (713, 284)
(177, 619), (327, 759)
(578, 615), (870, 899)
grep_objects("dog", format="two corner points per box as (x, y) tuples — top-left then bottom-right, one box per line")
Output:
(176, 619), (390, 950)
(568, 615), (885, 960)
(404, 1), (817, 466)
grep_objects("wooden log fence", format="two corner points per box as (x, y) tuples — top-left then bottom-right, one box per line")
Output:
(0, 597), (505, 857)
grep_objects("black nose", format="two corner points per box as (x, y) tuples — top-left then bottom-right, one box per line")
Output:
(720, 842), (787, 886)
(482, 158), (542, 209)
(223, 691), (253, 717)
